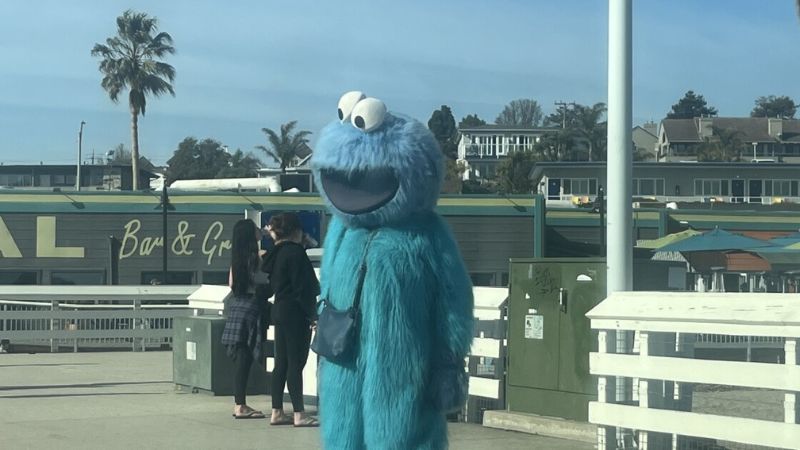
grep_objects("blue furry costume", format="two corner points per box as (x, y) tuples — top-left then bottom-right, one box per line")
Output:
(312, 92), (474, 450)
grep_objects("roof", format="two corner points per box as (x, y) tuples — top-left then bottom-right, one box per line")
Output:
(661, 117), (800, 143)
(632, 125), (657, 139)
(528, 160), (800, 182)
(458, 124), (558, 133)
(0, 164), (158, 176)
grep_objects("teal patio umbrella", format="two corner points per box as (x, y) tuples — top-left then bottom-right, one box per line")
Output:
(658, 228), (774, 253)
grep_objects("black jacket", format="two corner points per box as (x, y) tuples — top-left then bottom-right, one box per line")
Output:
(260, 241), (319, 325)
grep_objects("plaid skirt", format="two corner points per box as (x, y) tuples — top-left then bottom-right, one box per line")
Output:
(221, 294), (265, 364)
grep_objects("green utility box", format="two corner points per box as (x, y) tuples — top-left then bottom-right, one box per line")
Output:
(173, 315), (269, 396)
(507, 258), (606, 421)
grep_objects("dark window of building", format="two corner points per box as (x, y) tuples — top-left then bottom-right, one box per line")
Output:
(141, 271), (196, 285)
(51, 174), (76, 186)
(470, 273), (495, 287)
(0, 271), (38, 285)
(201, 271), (228, 285)
(3, 174), (33, 187)
(500, 272), (509, 286)
(51, 271), (105, 285)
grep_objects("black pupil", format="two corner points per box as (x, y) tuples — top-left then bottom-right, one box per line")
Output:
(354, 116), (365, 129)
(337, 108), (344, 120)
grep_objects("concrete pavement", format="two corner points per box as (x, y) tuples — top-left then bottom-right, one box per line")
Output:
(0, 351), (592, 450)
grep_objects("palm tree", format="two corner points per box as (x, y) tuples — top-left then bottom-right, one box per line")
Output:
(573, 103), (607, 161)
(256, 121), (312, 173)
(91, 10), (175, 190)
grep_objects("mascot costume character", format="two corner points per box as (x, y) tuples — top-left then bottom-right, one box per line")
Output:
(311, 91), (474, 450)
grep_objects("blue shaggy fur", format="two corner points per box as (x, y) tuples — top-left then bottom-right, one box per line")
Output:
(312, 109), (474, 449)
(313, 113), (443, 228)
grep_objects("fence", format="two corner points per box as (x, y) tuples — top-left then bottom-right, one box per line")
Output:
(0, 286), (195, 352)
(2, 284), (508, 423)
(587, 291), (800, 450)
(188, 282), (508, 423)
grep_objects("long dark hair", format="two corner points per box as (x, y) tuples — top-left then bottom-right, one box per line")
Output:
(230, 219), (258, 296)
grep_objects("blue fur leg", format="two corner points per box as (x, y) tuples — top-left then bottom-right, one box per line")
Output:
(319, 360), (365, 450)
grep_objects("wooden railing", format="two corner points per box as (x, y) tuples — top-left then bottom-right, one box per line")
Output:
(587, 292), (800, 450)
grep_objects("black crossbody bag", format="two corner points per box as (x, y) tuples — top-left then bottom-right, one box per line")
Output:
(310, 231), (375, 365)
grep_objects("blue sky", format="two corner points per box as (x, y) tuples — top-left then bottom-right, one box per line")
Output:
(1, 0), (799, 166)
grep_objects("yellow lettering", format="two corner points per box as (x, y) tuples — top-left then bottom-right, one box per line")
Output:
(119, 219), (141, 260)
(139, 236), (163, 256)
(171, 221), (195, 256)
(36, 216), (84, 258)
(202, 221), (229, 265)
(0, 216), (22, 258)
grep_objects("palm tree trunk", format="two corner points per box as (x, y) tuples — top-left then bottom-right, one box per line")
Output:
(131, 111), (140, 191)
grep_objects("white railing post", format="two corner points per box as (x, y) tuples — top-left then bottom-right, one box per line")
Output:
(638, 331), (649, 450)
(786, 338), (799, 424)
(50, 300), (59, 353)
(132, 299), (141, 352)
(597, 330), (615, 450)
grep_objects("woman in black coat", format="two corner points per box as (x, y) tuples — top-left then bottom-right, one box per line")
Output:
(262, 213), (320, 427)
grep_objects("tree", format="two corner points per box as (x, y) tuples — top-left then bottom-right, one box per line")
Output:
(107, 143), (156, 171)
(256, 121), (311, 173)
(532, 130), (572, 162)
(666, 91), (718, 119)
(167, 138), (234, 181)
(458, 114), (487, 129)
(495, 99), (543, 127)
(542, 102), (607, 161)
(427, 106), (463, 193)
(751, 95), (797, 119)
(571, 103), (607, 161)
(427, 105), (459, 160)
(495, 150), (538, 194)
(696, 126), (745, 162)
(216, 149), (262, 178)
(441, 160), (467, 194)
(92, 10), (176, 190)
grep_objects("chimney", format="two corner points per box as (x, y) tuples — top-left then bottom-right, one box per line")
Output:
(768, 118), (783, 138)
(697, 117), (713, 140)
(643, 121), (657, 136)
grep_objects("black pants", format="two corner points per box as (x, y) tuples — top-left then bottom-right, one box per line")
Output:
(271, 321), (312, 411)
(234, 344), (254, 405)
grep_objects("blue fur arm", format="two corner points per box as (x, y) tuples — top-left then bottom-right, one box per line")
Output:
(428, 220), (474, 412)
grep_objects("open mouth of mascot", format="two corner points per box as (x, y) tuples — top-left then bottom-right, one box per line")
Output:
(319, 168), (399, 215)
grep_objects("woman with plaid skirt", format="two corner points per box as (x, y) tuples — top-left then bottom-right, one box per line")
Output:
(222, 219), (270, 419)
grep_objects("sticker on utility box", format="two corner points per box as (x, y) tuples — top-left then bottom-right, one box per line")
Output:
(524, 315), (543, 339)
(186, 341), (197, 361)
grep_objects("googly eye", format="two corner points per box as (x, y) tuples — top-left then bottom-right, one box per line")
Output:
(351, 98), (386, 133)
(337, 91), (366, 122)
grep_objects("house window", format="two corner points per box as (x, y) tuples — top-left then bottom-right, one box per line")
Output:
(0, 174), (33, 187)
(201, 271), (228, 285)
(470, 273), (495, 287)
(141, 271), (195, 285)
(633, 178), (665, 196)
(562, 178), (598, 195)
(0, 271), (38, 285)
(51, 271), (105, 285)
(694, 179), (729, 196)
(51, 174), (76, 186)
(769, 180), (797, 197)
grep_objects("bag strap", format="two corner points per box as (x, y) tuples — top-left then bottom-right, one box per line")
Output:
(320, 226), (348, 303)
(351, 231), (377, 312)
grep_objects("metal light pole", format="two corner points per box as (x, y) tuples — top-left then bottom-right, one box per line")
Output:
(76, 121), (85, 191)
(607, 0), (633, 295)
(607, 1), (633, 448)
